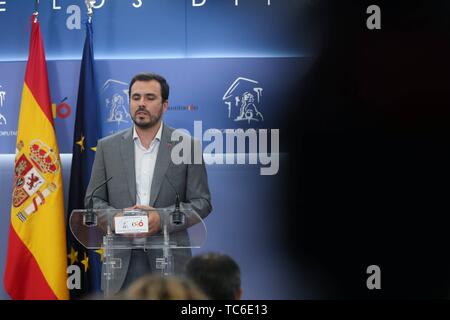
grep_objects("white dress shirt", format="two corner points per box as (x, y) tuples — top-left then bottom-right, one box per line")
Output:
(133, 123), (163, 206)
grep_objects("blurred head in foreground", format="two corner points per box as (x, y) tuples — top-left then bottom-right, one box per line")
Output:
(185, 252), (242, 300)
(120, 274), (208, 300)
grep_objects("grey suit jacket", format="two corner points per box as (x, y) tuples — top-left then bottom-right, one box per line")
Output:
(84, 124), (212, 294)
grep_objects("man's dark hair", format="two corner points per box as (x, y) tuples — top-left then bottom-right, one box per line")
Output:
(185, 253), (241, 300)
(129, 73), (170, 102)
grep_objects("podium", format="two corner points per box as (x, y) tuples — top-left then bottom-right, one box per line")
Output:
(69, 208), (207, 297)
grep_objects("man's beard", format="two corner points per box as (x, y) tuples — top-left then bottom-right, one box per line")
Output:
(132, 108), (162, 129)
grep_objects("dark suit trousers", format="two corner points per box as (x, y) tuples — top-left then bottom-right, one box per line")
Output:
(121, 249), (153, 290)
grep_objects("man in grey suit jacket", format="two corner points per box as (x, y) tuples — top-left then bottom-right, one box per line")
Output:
(85, 73), (212, 295)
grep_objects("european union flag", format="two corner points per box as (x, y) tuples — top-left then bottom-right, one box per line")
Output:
(67, 20), (102, 299)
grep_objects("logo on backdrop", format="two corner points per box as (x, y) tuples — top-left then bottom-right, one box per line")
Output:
(222, 77), (264, 124)
(0, 84), (6, 125)
(168, 104), (198, 112)
(52, 97), (72, 119)
(102, 79), (131, 126)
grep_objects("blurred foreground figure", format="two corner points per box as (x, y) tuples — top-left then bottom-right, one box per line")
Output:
(120, 274), (207, 300)
(185, 252), (242, 300)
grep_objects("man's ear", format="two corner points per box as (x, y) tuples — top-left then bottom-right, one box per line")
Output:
(235, 287), (243, 300)
(163, 100), (169, 112)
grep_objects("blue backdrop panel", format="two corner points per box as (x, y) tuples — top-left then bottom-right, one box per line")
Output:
(1, 0), (311, 61)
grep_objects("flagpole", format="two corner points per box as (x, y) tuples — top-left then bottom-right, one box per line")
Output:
(85, 0), (96, 23)
(33, 0), (39, 23)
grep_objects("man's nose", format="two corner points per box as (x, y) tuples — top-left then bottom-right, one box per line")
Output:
(137, 98), (147, 107)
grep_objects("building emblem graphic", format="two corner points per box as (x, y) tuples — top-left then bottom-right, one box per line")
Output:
(222, 77), (264, 124)
(0, 85), (7, 125)
(102, 79), (131, 125)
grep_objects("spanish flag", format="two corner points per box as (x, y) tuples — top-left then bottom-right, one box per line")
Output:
(3, 17), (69, 300)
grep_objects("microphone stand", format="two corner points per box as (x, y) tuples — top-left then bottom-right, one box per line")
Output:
(164, 174), (185, 225)
(84, 176), (113, 226)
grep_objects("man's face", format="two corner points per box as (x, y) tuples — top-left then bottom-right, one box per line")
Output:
(129, 80), (168, 129)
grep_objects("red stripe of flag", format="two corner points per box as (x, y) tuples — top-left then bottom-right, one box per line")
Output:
(3, 226), (57, 300)
(24, 20), (53, 126)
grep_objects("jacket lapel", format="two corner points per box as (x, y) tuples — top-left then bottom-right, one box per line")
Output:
(149, 124), (173, 206)
(120, 128), (136, 205)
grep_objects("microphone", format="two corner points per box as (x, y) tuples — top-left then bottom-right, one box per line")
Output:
(164, 174), (184, 225)
(84, 176), (113, 226)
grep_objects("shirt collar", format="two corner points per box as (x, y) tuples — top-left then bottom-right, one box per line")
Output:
(133, 122), (163, 143)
